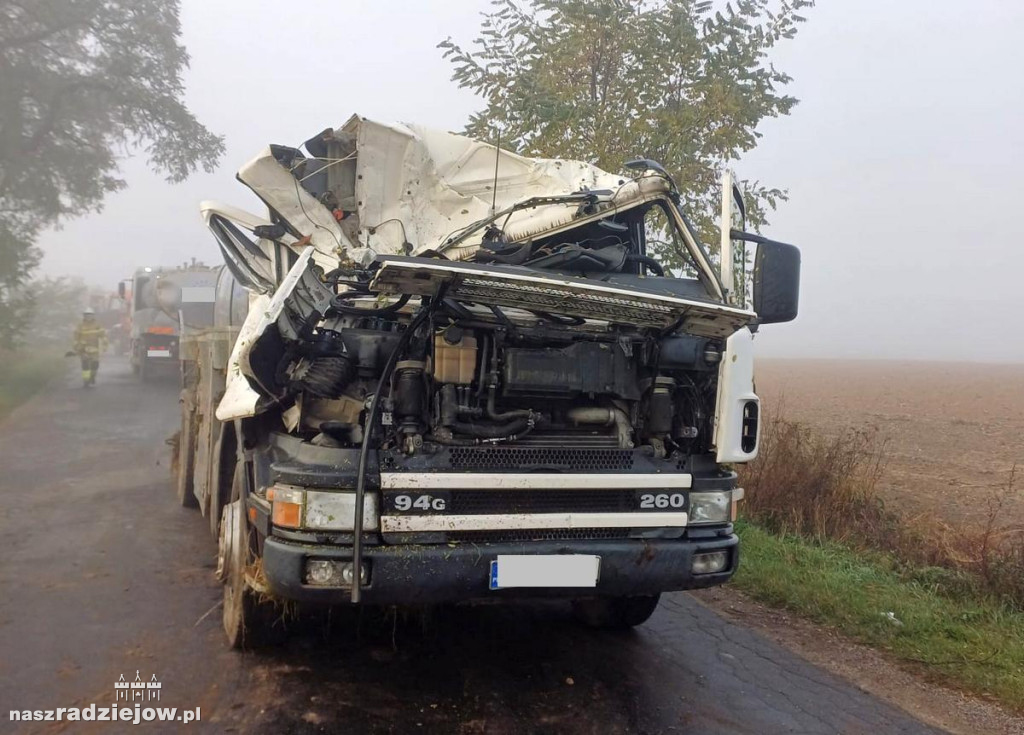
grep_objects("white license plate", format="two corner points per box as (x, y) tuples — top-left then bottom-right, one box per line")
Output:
(489, 554), (600, 590)
(147, 349), (172, 357)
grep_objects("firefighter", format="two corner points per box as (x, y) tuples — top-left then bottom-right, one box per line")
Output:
(71, 308), (108, 387)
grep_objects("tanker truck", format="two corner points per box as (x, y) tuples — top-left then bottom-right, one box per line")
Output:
(122, 264), (217, 380)
(175, 116), (800, 648)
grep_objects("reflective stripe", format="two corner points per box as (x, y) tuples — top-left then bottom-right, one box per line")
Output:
(380, 473), (692, 490)
(380, 511), (688, 533)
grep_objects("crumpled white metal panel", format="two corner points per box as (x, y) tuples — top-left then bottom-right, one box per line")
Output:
(235, 115), (646, 263)
(215, 247), (319, 421)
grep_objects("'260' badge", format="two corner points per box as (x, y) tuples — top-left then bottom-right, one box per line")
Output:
(637, 492), (686, 510)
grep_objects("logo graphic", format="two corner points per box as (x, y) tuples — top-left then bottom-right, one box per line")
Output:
(8, 670), (201, 725)
(114, 671), (161, 702)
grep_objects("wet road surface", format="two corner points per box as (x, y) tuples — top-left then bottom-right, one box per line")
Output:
(0, 358), (943, 734)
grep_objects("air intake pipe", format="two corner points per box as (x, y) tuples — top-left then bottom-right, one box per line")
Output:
(566, 407), (633, 449)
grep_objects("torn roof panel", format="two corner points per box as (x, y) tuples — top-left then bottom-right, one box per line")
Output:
(233, 115), (659, 264)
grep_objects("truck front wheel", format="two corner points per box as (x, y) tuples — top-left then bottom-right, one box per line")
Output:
(572, 594), (661, 630)
(219, 465), (276, 649)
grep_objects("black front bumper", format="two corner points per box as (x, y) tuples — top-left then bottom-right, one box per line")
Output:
(261, 534), (738, 605)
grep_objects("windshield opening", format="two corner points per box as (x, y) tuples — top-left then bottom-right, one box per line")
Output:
(634, 201), (700, 280)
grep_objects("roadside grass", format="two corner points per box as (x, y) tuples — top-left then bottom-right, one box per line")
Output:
(0, 349), (67, 419)
(733, 521), (1024, 711)
(741, 409), (1024, 608)
(734, 407), (1024, 711)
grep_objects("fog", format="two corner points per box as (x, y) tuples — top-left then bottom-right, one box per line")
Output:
(37, 0), (1024, 363)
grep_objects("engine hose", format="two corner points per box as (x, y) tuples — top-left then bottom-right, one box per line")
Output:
(485, 388), (534, 422)
(351, 298), (441, 603)
(626, 253), (665, 277)
(426, 418), (537, 447)
(441, 297), (475, 321)
(329, 292), (410, 317)
(424, 434), (480, 447)
(567, 406), (634, 449)
(423, 417), (540, 446)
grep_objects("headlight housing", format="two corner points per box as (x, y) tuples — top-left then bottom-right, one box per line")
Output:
(306, 490), (379, 531)
(267, 485), (379, 531)
(688, 491), (732, 525)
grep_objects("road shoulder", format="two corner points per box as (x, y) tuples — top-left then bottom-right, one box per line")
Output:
(693, 587), (1024, 735)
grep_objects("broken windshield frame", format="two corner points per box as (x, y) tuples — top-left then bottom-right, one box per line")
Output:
(435, 188), (727, 304)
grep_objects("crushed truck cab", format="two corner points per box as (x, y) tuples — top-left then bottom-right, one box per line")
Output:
(176, 115), (799, 647)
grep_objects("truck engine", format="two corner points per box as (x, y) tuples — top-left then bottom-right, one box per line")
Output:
(283, 273), (723, 463)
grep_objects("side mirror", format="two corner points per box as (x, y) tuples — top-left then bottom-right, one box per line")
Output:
(117, 282), (126, 299)
(752, 239), (800, 324)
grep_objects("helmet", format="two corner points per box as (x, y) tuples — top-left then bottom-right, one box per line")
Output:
(83, 307), (96, 315)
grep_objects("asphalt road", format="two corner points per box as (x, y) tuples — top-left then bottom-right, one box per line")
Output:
(0, 357), (944, 735)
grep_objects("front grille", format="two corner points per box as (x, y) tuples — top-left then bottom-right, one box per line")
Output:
(447, 528), (631, 543)
(448, 446), (635, 471)
(448, 489), (635, 515)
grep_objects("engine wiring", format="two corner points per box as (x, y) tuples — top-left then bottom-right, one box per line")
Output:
(293, 152), (357, 182)
(290, 172), (344, 252)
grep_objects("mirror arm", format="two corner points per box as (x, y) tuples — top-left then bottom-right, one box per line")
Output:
(729, 229), (796, 248)
(730, 184), (746, 221)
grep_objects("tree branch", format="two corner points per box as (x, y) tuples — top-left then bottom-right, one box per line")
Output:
(24, 79), (115, 155)
(0, 15), (92, 51)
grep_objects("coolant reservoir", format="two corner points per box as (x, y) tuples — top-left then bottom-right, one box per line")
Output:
(433, 328), (477, 385)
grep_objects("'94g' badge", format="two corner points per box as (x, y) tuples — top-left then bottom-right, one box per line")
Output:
(385, 492), (450, 513)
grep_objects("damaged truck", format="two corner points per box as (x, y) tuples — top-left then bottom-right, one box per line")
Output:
(174, 116), (800, 647)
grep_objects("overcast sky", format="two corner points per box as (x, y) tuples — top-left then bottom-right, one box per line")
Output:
(37, 0), (1024, 363)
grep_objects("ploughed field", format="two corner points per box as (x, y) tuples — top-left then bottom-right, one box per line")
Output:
(756, 359), (1024, 528)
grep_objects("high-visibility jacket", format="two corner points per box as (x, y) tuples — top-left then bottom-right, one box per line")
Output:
(73, 321), (108, 357)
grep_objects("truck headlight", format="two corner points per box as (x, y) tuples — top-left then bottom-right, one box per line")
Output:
(306, 490), (379, 531)
(688, 491), (732, 525)
(267, 486), (379, 531)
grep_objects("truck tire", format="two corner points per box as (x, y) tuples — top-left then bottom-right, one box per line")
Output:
(139, 356), (151, 383)
(219, 463), (277, 649)
(572, 594), (661, 630)
(175, 394), (199, 509)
